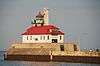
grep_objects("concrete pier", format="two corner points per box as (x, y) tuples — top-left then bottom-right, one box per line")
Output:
(4, 43), (100, 64)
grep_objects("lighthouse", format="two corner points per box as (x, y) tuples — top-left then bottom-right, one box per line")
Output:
(5, 8), (99, 64)
(22, 8), (64, 43)
(31, 8), (49, 26)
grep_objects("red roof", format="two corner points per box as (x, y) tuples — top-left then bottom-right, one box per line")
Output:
(22, 25), (64, 35)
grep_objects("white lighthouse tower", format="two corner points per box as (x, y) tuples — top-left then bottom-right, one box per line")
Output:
(31, 8), (49, 26)
(43, 8), (49, 25)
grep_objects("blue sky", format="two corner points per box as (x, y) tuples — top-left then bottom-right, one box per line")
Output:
(0, 0), (100, 50)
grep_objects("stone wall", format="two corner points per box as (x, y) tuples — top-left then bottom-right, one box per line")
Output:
(64, 43), (80, 51)
(52, 51), (100, 56)
(11, 43), (60, 51)
(11, 43), (80, 52)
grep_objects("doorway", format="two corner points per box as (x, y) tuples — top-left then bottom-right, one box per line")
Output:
(52, 39), (58, 43)
(60, 45), (64, 51)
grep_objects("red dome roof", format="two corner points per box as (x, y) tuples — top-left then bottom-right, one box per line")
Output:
(22, 25), (64, 35)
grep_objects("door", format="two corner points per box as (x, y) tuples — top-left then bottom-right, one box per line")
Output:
(60, 45), (64, 51)
(52, 39), (58, 43)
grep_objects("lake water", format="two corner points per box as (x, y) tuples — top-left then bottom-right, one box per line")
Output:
(0, 51), (100, 66)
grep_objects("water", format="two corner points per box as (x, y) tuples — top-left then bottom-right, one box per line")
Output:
(0, 51), (100, 66)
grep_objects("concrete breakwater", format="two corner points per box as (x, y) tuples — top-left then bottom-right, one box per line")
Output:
(4, 48), (100, 64)
(4, 54), (100, 64)
(4, 43), (100, 64)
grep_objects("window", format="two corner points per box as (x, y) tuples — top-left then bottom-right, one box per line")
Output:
(30, 36), (32, 40)
(60, 36), (62, 40)
(47, 36), (49, 40)
(35, 38), (38, 41)
(40, 36), (42, 40)
(43, 36), (45, 40)
(27, 36), (28, 40)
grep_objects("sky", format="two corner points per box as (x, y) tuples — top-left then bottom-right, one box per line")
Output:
(0, 0), (100, 50)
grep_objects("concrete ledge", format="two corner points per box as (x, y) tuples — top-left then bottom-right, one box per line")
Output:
(4, 54), (100, 64)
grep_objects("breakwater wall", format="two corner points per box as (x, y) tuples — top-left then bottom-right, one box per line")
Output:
(4, 54), (100, 64)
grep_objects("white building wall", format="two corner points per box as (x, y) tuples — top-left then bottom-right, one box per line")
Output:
(22, 35), (64, 43)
